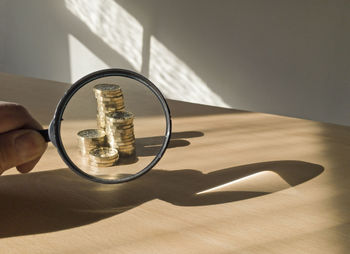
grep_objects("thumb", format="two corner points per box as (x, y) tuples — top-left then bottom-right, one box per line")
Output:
(0, 129), (47, 175)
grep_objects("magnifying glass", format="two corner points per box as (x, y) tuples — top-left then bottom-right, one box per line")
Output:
(39, 69), (171, 184)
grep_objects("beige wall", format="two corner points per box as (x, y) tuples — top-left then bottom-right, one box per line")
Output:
(0, 0), (349, 126)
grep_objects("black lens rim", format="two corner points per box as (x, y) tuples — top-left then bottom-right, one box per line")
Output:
(50, 68), (172, 184)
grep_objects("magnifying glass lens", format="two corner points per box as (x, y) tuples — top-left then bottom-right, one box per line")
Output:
(59, 75), (167, 182)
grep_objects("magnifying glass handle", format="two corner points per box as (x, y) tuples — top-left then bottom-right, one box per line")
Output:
(37, 129), (50, 143)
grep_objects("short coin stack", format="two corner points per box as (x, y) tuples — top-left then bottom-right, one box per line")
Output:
(77, 129), (106, 155)
(105, 111), (136, 156)
(88, 147), (119, 167)
(93, 84), (125, 129)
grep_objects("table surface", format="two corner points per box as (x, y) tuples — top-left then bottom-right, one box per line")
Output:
(0, 72), (349, 254)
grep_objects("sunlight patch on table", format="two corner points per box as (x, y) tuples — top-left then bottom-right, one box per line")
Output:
(197, 171), (291, 194)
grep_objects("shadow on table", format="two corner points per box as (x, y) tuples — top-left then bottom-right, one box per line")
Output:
(0, 160), (324, 238)
(134, 131), (204, 158)
(117, 130), (204, 164)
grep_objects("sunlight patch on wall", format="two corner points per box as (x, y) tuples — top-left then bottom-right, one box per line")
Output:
(65, 0), (143, 72)
(149, 36), (229, 107)
(68, 34), (109, 82)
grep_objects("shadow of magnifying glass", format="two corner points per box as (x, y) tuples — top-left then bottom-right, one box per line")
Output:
(0, 160), (323, 238)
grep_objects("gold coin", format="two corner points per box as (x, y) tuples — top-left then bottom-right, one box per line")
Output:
(77, 130), (106, 155)
(118, 149), (135, 152)
(107, 131), (135, 137)
(93, 84), (122, 96)
(109, 143), (135, 148)
(118, 145), (135, 149)
(89, 147), (119, 161)
(106, 126), (134, 131)
(97, 122), (105, 129)
(95, 90), (123, 97)
(105, 111), (134, 122)
(77, 129), (106, 140)
(106, 131), (134, 137)
(97, 100), (124, 105)
(108, 135), (134, 140)
(114, 137), (135, 143)
(97, 105), (125, 111)
(117, 142), (135, 148)
(109, 135), (135, 141)
(117, 139), (135, 143)
(96, 96), (124, 102)
(95, 91), (123, 98)
(119, 150), (136, 156)
(106, 124), (134, 130)
(98, 106), (125, 111)
(106, 119), (133, 125)
(119, 150), (135, 153)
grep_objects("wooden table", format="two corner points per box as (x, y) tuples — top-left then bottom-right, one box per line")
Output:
(0, 72), (349, 253)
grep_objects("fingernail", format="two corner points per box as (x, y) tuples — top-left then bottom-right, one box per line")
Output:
(15, 131), (45, 161)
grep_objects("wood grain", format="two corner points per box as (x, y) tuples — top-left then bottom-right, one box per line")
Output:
(0, 72), (349, 253)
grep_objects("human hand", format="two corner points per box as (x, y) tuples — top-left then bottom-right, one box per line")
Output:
(0, 102), (47, 175)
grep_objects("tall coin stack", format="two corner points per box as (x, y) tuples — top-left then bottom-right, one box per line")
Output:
(93, 84), (125, 129)
(77, 129), (107, 155)
(105, 111), (136, 156)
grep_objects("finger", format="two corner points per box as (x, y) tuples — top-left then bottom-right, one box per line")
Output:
(0, 129), (47, 175)
(16, 156), (41, 173)
(0, 102), (43, 133)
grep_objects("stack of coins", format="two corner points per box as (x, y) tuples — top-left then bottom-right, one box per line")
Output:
(89, 147), (119, 167)
(105, 111), (135, 156)
(93, 84), (125, 129)
(77, 129), (106, 155)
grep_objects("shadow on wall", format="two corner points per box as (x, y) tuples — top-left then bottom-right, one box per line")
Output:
(0, 160), (324, 238)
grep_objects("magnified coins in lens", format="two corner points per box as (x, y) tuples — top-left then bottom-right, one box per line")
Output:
(40, 69), (171, 184)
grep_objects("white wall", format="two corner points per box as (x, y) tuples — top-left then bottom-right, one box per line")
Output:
(0, 1), (8, 72)
(0, 0), (349, 126)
